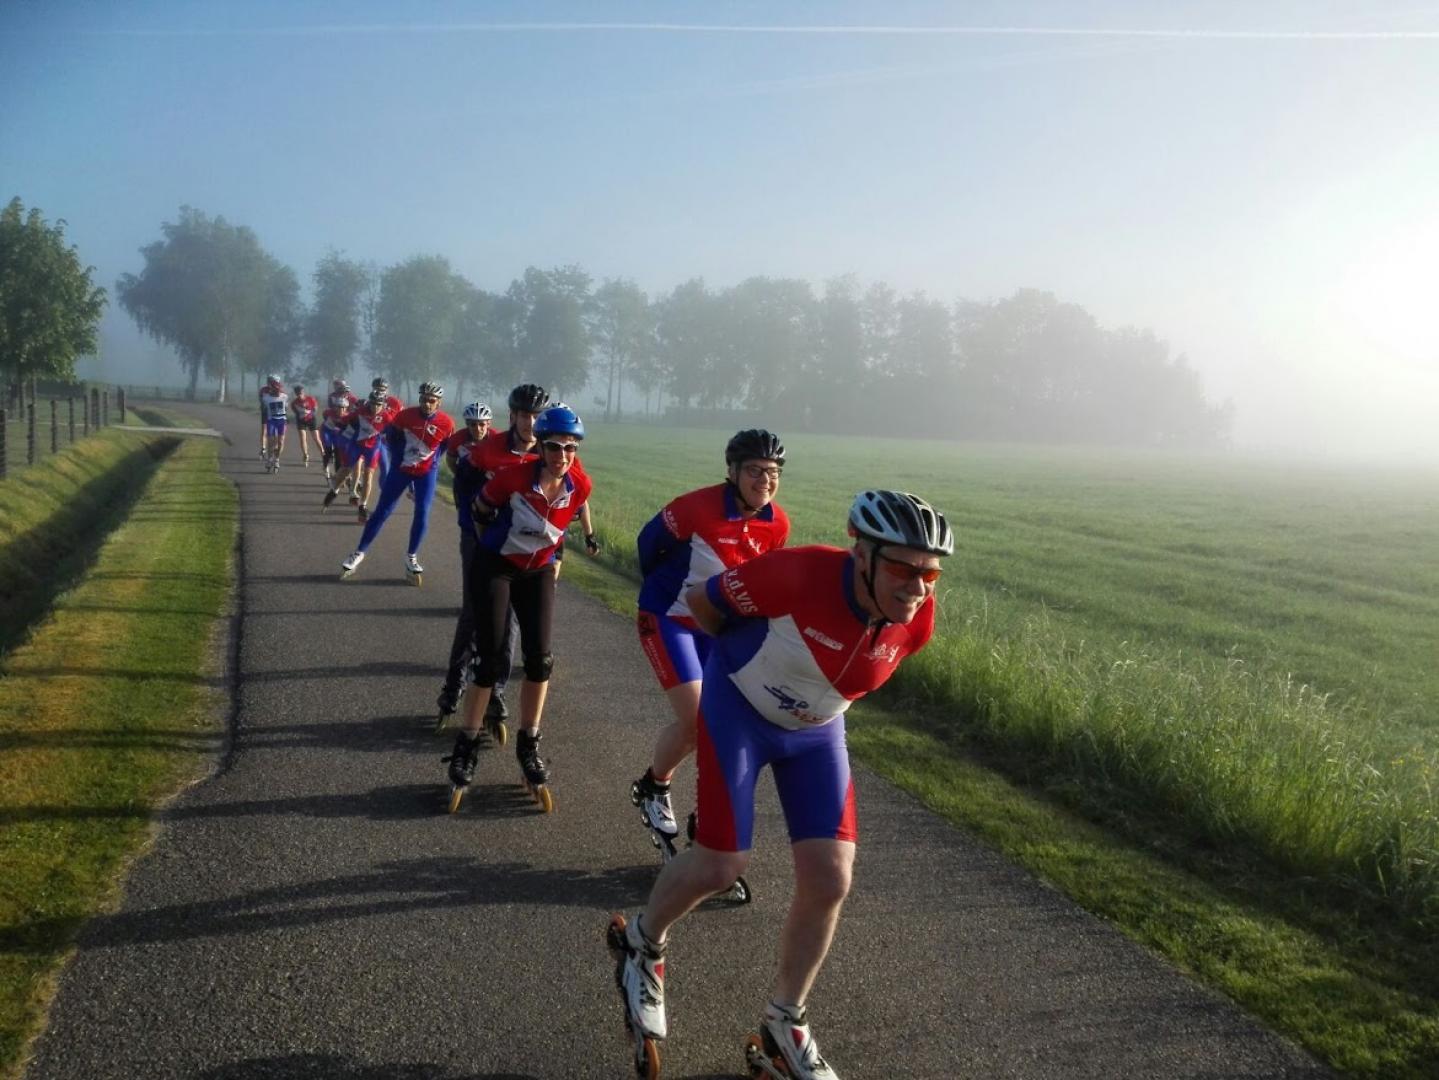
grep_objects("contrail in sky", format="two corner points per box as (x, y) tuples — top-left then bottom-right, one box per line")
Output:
(98, 22), (1439, 41)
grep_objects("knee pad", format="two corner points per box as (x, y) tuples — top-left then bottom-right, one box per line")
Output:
(470, 651), (503, 688)
(523, 651), (554, 683)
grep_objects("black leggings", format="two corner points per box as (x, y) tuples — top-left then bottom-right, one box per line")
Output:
(467, 547), (555, 687)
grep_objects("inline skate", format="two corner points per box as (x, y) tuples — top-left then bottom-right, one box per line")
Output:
(606, 914), (665, 1079)
(443, 730), (481, 813)
(743, 1002), (840, 1080)
(515, 729), (553, 812)
(405, 553), (423, 586)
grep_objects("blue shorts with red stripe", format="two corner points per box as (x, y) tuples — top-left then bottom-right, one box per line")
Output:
(636, 610), (710, 690)
(264, 417), (287, 437)
(693, 668), (857, 852)
(348, 438), (382, 467)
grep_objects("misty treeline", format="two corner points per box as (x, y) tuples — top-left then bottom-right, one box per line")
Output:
(0, 197), (108, 391)
(116, 206), (1230, 447)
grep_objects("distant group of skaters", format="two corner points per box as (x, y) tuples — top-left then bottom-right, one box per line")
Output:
(255, 373), (955, 1079)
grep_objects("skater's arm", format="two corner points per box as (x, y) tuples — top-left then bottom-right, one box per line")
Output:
(580, 503), (600, 556)
(636, 511), (675, 575)
(684, 583), (726, 637)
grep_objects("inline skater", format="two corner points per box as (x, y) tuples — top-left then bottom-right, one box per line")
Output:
(443, 404), (596, 813)
(320, 379), (357, 483)
(608, 490), (954, 1080)
(446, 383), (548, 730)
(629, 430), (789, 845)
(289, 383), (321, 466)
(326, 387), (397, 522)
(258, 376), (288, 472)
(369, 377), (404, 491)
(339, 382), (454, 584)
(433, 400), (494, 727)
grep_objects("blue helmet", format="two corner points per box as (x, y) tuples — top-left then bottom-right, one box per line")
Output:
(534, 405), (584, 441)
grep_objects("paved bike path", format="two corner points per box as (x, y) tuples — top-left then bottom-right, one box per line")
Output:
(24, 403), (1329, 1079)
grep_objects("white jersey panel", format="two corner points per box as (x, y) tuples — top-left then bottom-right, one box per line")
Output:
(663, 533), (727, 622)
(726, 614), (854, 731)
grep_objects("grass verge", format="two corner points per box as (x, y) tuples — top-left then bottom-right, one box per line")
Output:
(557, 535), (1439, 1077)
(0, 435), (237, 1080)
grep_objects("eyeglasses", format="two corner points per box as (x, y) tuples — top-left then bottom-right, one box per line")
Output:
(420, 396), (440, 405)
(874, 551), (942, 584)
(542, 440), (579, 455)
(741, 464), (782, 481)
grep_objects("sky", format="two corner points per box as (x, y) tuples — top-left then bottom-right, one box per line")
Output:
(3, 1), (1438, 462)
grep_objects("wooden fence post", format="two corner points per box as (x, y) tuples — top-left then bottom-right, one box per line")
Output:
(51, 399), (59, 453)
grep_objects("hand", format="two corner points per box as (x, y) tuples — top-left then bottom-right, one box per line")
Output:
(584, 533), (601, 556)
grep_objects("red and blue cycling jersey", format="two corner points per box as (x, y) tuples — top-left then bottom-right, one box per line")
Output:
(637, 483), (789, 629)
(704, 545), (935, 731)
(387, 406), (454, 476)
(347, 398), (395, 449)
(476, 459), (592, 570)
(290, 394), (318, 424)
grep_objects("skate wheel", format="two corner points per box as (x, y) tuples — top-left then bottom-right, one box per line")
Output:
(634, 1034), (660, 1079)
(447, 786), (465, 814)
(728, 875), (753, 904)
(536, 785), (554, 813)
(744, 1034), (765, 1078)
(434, 711), (450, 734)
(491, 720), (508, 746)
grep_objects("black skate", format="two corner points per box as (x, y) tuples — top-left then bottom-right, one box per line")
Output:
(434, 682), (463, 734)
(322, 489), (338, 512)
(515, 730), (553, 813)
(442, 731), (481, 813)
(483, 694), (509, 746)
(356, 505), (369, 524)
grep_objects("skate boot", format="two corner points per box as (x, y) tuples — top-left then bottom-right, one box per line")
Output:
(348, 492), (361, 507)
(356, 505), (369, 524)
(303, 455), (310, 467)
(405, 553), (423, 587)
(631, 770), (679, 854)
(340, 550), (365, 579)
(744, 1003), (840, 1080)
(434, 680), (463, 734)
(442, 730), (481, 813)
(606, 913), (666, 1078)
(322, 488), (339, 512)
(484, 693), (509, 745)
(515, 729), (553, 812)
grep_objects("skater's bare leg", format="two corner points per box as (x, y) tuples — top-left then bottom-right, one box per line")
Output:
(649, 681), (701, 781)
(459, 683), (493, 737)
(357, 461), (373, 507)
(519, 678), (547, 732)
(641, 843), (751, 941)
(774, 838), (854, 1004)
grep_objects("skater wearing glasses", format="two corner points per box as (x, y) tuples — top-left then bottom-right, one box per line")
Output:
(608, 490), (954, 1080)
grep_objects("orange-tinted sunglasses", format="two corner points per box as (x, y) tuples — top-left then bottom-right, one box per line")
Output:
(875, 551), (942, 584)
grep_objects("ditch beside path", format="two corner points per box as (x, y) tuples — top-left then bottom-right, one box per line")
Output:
(23, 402), (1330, 1079)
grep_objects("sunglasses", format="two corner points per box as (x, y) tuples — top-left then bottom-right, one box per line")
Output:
(420, 396), (440, 405)
(542, 440), (579, 455)
(874, 551), (942, 584)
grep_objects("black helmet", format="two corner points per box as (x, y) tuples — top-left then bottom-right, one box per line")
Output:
(725, 429), (785, 467)
(508, 383), (549, 413)
(371, 377), (389, 392)
(848, 490), (954, 556)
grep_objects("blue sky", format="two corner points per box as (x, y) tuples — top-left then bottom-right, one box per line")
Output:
(4, 2), (1438, 459)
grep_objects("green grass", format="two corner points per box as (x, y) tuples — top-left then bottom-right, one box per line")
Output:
(0, 435), (237, 1080)
(559, 422), (1439, 1076)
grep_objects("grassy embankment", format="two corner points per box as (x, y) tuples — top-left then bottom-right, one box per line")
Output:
(0, 425), (237, 1080)
(556, 422), (1438, 1078)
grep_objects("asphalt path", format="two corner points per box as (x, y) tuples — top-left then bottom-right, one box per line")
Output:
(24, 403), (1330, 1079)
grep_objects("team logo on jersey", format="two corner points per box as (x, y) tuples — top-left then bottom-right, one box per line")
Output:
(866, 641), (901, 663)
(764, 684), (825, 725)
(803, 626), (844, 651)
(721, 570), (757, 614)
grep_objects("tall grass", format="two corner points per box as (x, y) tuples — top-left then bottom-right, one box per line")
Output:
(576, 424), (1439, 925)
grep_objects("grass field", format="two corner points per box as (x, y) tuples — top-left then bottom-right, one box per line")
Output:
(572, 425), (1439, 920)
(0, 430), (237, 1079)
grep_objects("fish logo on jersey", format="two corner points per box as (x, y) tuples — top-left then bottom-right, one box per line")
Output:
(866, 641), (901, 664)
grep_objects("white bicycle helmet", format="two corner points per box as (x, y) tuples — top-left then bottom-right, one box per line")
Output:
(463, 401), (492, 422)
(848, 490), (954, 556)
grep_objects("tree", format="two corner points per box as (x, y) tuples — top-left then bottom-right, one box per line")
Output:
(508, 265), (593, 400)
(653, 278), (717, 412)
(369, 255), (468, 396)
(590, 278), (652, 420)
(304, 251), (369, 383)
(240, 261), (304, 389)
(0, 197), (107, 387)
(117, 207), (281, 400)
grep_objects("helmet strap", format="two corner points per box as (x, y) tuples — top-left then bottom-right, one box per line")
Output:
(859, 540), (891, 635)
(725, 467), (762, 515)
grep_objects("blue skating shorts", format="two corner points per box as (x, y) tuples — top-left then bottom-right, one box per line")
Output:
(636, 610), (710, 690)
(692, 669), (857, 852)
(265, 417), (287, 438)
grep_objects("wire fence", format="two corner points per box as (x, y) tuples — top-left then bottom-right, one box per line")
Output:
(0, 384), (126, 482)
